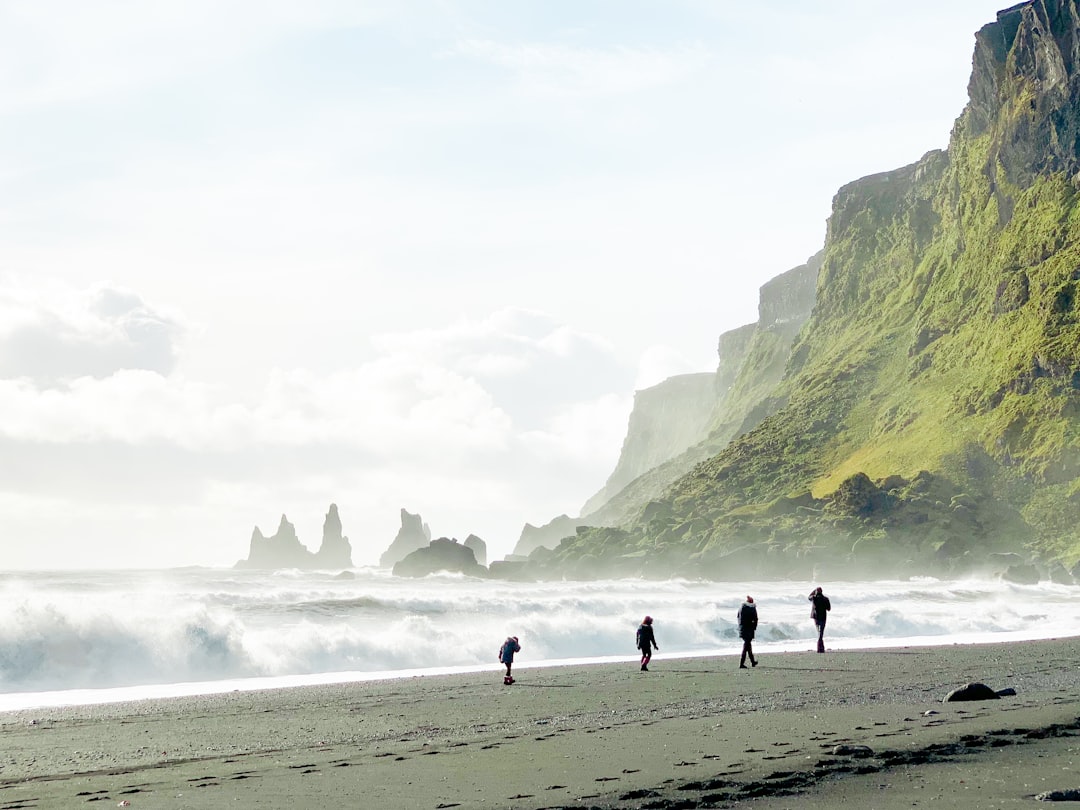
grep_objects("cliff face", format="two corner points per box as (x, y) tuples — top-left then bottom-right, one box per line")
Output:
(579, 372), (718, 517)
(536, 1), (1080, 579)
(705, 252), (822, 445)
(578, 253), (821, 531)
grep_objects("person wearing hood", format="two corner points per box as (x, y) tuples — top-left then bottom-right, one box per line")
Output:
(636, 616), (658, 672)
(737, 596), (758, 669)
(498, 636), (521, 684)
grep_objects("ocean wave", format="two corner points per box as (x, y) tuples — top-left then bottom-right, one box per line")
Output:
(0, 570), (1078, 696)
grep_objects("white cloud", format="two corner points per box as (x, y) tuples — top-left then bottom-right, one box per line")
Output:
(0, 280), (186, 385)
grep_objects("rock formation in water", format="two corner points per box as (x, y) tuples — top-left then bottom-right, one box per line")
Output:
(236, 514), (312, 569)
(379, 508), (432, 568)
(392, 537), (487, 578)
(236, 504), (354, 570)
(519, 2), (1080, 580)
(312, 503), (353, 569)
(463, 534), (487, 566)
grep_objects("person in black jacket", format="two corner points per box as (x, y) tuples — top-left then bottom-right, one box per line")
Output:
(809, 587), (831, 653)
(636, 616), (658, 671)
(737, 596), (758, 668)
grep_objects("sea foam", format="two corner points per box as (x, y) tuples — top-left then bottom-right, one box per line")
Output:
(1, 568), (1077, 709)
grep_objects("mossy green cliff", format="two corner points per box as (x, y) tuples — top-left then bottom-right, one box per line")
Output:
(529, 1), (1080, 580)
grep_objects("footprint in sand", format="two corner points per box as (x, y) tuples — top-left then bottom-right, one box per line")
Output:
(595, 776), (620, 782)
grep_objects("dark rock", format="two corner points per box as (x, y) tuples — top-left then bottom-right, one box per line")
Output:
(995, 687), (1017, 697)
(1002, 563), (1041, 585)
(943, 683), (1000, 703)
(1035, 789), (1080, 802)
(380, 509), (431, 568)
(392, 537), (487, 578)
(827, 473), (889, 517)
(1048, 564), (1074, 585)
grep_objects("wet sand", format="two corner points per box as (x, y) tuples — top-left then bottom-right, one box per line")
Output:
(3, 638), (1080, 809)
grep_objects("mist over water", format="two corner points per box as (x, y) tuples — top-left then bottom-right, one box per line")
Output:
(2, 568), (1078, 710)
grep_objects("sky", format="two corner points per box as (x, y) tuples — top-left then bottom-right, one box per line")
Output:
(0, 0), (1005, 569)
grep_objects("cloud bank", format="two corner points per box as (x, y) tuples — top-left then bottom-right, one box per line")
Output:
(0, 280), (636, 567)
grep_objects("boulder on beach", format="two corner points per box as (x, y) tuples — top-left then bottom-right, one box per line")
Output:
(943, 682), (1000, 702)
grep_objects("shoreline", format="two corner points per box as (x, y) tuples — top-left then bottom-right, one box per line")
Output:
(3, 627), (1073, 713)
(4, 637), (1080, 808)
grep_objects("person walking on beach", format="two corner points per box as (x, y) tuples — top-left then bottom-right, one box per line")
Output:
(809, 587), (831, 653)
(737, 595), (758, 668)
(636, 616), (658, 671)
(499, 636), (521, 684)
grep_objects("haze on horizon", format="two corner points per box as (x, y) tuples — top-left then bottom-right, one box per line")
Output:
(0, 1), (1001, 570)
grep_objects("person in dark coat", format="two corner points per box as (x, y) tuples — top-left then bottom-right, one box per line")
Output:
(498, 636), (521, 684)
(636, 616), (658, 671)
(809, 587), (831, 653)
(737, 596), (758, 668)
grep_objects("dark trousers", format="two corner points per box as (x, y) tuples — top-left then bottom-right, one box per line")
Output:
(740, 639), (756, 666)
(815, 622), (826, 653)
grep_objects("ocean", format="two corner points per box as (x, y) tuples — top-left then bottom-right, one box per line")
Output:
(2, 567), (1077, 711)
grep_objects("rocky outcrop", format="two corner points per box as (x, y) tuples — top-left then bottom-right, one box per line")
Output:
(236, 514), (312, 569)
(379, 509), (432, 568)
(392, 537), (487, 578)
(236, 503), (354, 569)
(463, 534), (487, 566)
(312, 503), (353, 569)
(964, 1), (1080, 188)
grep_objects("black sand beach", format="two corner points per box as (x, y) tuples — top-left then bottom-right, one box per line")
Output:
(4, 638), (1080, 808)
